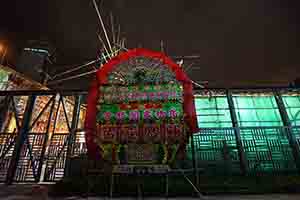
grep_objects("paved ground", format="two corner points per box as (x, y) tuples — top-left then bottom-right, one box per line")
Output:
(1, 185), (300, 200)
(1, 194), (300, 200)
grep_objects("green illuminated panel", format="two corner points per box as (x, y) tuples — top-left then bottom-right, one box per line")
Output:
(240, 127), (296, 174)
(188, 92), (296, 175)
(233, 95), (283, 127)
(195, 96), (232, 128)
(282, 95), (300, 126)
(186, 129), (241, 175)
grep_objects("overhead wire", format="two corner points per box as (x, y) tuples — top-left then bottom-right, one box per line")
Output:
(48, 48), (122, 85)
(52, 58), (100, 79)
(48, 70), (97, 85)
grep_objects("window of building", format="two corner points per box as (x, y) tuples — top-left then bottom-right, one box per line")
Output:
(195, 95), (232, 128)
(232, 94), (283, 127)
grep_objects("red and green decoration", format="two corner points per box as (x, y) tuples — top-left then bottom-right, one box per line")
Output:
(97, 85), (183, 123)
(85, 48), (199, 163)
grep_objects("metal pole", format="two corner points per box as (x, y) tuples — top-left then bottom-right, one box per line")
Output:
(110, 12), (116, 46)
(52, 58), (100, 79)
(165, 172), (169, 197)
(92, 0), (113, 54)
(97, 33), (112, 59)
(273, 90), (300, 171)
(190, 131), (199, 186)
(178, 168), (206, 199)
(117, 25), (121, 47)
(36, 95), (56, 181)
(65, 95), (82, 177)
(48, 70), (97, 85)
(6, 95), (36, 184)
(110, 174), (114, 198)
(226, 90), (247, 175)
(191, 80), (205, 88)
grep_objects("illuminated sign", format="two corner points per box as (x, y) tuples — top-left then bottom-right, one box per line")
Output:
(96, 123), (185, 143)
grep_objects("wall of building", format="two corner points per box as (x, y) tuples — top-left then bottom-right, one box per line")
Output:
(188, 89), (300, 175)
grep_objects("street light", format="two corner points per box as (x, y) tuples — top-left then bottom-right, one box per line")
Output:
(0, 44), (3, 53)
(0, 44), (7, 65)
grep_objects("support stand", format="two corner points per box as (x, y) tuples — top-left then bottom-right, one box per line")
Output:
(137, 178), (143, 200)
(174, 164), (206, 200)
(110, 173), (114, 199)
(165, 173), (169, 198)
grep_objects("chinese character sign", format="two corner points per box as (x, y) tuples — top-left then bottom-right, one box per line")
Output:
(96, 84), (184, 124)
(95, 83), (185, 142)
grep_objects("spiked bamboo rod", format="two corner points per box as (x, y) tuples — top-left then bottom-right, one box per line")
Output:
(92, 0), (113, 53)
(97, 33), (111, 60)
(48, 69), (97, 85)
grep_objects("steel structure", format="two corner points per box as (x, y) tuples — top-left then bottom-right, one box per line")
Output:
(0, 88), (299, 184)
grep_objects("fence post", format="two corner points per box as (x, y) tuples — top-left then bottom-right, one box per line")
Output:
(6, 95), (36, 184)
(65, 95), (82, 177)
(273, 90), (300, 171)
(0, 96), (9, 132)
(226, 90), (247, 175)
(36, 94), (56, 182)
(190, 131), (199, 186)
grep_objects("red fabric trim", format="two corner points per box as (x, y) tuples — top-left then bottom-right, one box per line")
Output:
(85, 48), (199, 158)
(84, 78), (101, 159)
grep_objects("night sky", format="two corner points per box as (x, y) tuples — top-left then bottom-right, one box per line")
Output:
(0, 0), (299, 89)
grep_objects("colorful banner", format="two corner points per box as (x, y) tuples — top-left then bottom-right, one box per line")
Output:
(112, 165), (169, 174)
(96, 123), (185, 143)
(97, 102), (183, 123)
(98, 84), (183, 104)
(85, 48), (199, 159)
(97, 83), (184, 124)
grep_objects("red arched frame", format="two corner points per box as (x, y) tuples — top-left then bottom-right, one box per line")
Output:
(85, 48), (199, 159)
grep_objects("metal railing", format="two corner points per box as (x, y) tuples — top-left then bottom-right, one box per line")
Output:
(0, 90), (299, 184)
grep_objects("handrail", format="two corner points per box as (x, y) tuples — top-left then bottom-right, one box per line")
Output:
(0, 87), (298, 95)
(0, 90), (88, 96)
(197, 126), (294, 131)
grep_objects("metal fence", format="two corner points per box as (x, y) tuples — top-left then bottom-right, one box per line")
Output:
(0, 89), (300, 184)
(0, 91), (86, 184)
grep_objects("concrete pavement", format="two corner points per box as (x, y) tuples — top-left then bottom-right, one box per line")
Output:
(1, 195), (300, 200)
